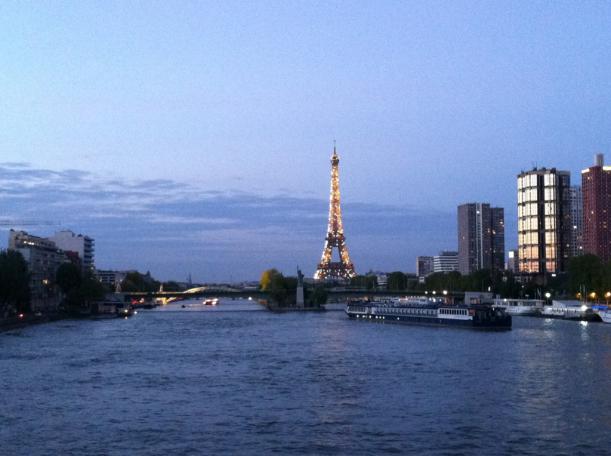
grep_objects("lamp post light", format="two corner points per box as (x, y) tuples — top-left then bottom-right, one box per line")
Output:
(545, 292), (551, 305)
(605, 291), (611, 305)
(589, 292), (597, 303)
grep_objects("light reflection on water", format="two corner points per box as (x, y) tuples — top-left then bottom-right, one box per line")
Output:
(1, 302), (611, 455)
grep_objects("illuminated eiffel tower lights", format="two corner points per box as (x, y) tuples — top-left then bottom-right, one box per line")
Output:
(313, 144), (356, 281)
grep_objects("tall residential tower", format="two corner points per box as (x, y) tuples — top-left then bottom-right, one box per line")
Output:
(517, 168), (571, 274)
(457, 203), (505, 275)
(582, 154), (611, 262)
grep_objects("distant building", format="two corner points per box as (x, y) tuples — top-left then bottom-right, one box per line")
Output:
(582, 154), (611, 262)
(96, 270), (129, 289)
(506, 249), (518, 273)
(374, 272), (388, 288)
(416, 256), (434, 279)
(8, 230), (67, 312)
(49, 230), (95, 272)
(457, 203), (504, 275)
(517, 168), (571, 274)
(569, 186), (584, 258)
(433, 251), (458, 273)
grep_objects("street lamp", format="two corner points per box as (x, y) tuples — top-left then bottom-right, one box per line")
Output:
(605, 291), (611, 305)
(443, 290), (448, 296)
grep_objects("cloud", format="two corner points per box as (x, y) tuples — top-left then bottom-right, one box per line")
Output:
(0, 162), (455, 281)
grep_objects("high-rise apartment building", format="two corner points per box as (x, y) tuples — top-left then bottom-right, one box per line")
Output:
(582, 154), (611, 262)
(569, 186), (583, 258)
(517, 168), (571, 274)
(457, 203), (505, 275)
(433, 251), (458, 273)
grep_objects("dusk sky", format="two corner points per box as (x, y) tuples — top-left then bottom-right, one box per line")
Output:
(2, 1), (611, 282)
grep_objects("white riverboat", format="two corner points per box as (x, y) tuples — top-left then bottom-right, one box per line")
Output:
(493, 298), (543, 316)
(598, 310), (611, 324)
(541, 300), (599, 321)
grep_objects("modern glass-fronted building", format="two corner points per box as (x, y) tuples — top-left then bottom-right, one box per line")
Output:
(517, 168), (571, 274)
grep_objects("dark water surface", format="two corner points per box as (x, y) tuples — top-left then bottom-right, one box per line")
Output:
(2, 300), (611, 455)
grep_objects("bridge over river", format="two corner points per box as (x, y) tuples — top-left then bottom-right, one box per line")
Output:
(119, 287), (466, 304)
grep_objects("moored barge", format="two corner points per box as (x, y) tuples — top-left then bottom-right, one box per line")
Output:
(346, 299), (511, 330)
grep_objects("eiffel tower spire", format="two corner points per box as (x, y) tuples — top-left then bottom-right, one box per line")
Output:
(314, 144), (356, 281)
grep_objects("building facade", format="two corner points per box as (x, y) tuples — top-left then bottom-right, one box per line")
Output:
(433, 251), (459, 273)
(8, 230), (67, 312)
(49, 230), (95, 272)
(96, 269), (128, 290)
(517, 168), (571, 274)
(457, 203), (505, 275)
(506, 249), (518, 273)
(569, 186), (584, 258)
(416, 256), (434, 279)
(582, 154), (611, 262)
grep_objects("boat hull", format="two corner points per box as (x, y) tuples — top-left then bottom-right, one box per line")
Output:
(347, 310), (511, 330)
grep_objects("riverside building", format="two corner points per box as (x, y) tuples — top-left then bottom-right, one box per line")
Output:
(582, 154), (611, 262)
(8, 230), (68, 312)
(416, 256), (434, 280)
(457, 203), (505, 275)
(433, 251), (459, 273)
(517, 168), (572, 274)
(49, 230), (95, 273)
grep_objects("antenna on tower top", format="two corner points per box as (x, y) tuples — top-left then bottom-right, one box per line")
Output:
(333, 139), (336, 153)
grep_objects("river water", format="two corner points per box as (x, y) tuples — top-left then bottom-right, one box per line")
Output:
(1, 299), (611, 455)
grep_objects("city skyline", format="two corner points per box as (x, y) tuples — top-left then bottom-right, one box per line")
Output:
(3, 2), (611, 280)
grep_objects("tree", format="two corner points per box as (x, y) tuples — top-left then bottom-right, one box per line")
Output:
(387, 271), (408, 290)
(120, 271), (160, 292)
(0, 250), (30, 316)
(56, 263), (82, 294)
(260, 268), (280, 291)
(350, 275), (377, 290)
(307, 286), (328, 306)
(568, 254), (604, 297)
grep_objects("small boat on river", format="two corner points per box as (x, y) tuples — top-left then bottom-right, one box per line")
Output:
(203, 298), (219, 306)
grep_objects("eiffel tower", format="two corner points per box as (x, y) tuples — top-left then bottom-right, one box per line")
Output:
(314, 144), (356, 281)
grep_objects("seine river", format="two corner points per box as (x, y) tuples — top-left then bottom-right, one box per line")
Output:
(2, 299), (611, 455)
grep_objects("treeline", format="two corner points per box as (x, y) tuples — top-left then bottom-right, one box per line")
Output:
(0, 250), (30, 318)
(567, 254), (611, 298)
(259, 269), (327, 307)
(56, 263), (106, 313)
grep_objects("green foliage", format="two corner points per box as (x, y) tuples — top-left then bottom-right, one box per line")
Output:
(57, 265), (107, 313)
(260, 268), (280, 291)
(56, 263), (82, 294)
(259, 269), (298, 306)
(568, 254), (604, 295)
(307, 286), (328, 305)
(422, 269), (523, 298)
(387, 271), (408, 290)
(350, 274), (377, 290)
(0, 250), (30, 315)
(120, 271), (160, 293)
(162, 281), (181, 292)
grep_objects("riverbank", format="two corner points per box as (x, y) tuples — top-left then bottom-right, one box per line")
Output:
(0, 312), (65, 332)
